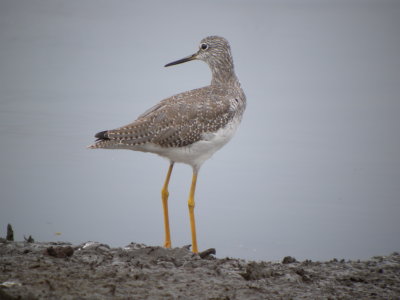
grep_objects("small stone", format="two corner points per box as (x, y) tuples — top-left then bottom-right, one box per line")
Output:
(45, 246), (74, 258)
(24, 235), (35, 243)
(199, 248), (216, 259)
(6, 224), (14, 241)
(282, 256), (297, 264)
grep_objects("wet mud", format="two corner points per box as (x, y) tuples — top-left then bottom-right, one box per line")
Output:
(0, 240), (399, 299)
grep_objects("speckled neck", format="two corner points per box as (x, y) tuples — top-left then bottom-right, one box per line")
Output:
(209, 53), (239, 86)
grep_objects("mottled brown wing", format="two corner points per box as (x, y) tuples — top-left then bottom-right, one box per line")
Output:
(101, 86), (238, 148)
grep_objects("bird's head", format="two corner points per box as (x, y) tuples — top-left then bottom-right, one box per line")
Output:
(164, 36), (233, 69)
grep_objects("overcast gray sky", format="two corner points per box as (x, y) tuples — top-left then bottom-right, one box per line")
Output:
(0, 0), (399, 261)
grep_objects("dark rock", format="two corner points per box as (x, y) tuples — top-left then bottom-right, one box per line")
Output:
(45, 246), (74, 258)
(6, 224), (14, 241)
(199, 248), (216, 259)
(24, 235), (35, 243)
(282, 256), (297, 264)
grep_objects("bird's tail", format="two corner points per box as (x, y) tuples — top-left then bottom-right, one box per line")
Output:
(87, 130), (110, 149)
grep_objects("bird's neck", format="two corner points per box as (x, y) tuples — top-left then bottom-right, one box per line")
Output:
(209, 58), (239, 87)
(211, 68), (239, 86)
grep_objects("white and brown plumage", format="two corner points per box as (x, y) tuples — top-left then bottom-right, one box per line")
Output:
(89, 36), (246, 253)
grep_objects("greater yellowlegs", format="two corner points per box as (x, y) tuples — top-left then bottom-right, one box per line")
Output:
(89, 36), (246, 253)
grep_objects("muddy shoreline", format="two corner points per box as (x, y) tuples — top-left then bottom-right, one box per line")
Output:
(1, 240), (399, 299)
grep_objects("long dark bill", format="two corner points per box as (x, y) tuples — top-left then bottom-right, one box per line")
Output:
(164, 53), (197, 67)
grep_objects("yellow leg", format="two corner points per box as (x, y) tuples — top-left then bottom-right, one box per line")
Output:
(188, 170), (199, 253)
(161, 163), (174, 248)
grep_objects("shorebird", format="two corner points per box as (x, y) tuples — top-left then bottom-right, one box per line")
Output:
(89, 36), (246, 253)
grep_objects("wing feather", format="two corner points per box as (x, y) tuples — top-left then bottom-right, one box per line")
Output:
(93, 86), (242, 148)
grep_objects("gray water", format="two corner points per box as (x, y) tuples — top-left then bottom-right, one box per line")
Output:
(1, 0), (399, 261)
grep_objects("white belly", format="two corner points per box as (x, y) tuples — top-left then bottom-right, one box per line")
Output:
(138, 118), (241, 170)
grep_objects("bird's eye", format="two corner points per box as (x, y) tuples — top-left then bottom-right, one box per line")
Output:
(200, 43), (209, 50)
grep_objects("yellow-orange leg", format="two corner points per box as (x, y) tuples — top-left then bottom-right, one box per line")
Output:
(161, 163), (174, 248)
(188, 170), (199, 253)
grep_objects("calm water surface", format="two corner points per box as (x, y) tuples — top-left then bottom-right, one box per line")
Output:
(1, 0), (400, 261)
